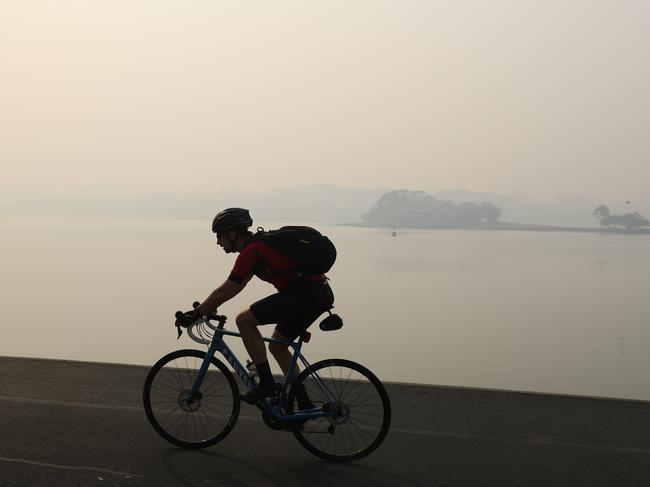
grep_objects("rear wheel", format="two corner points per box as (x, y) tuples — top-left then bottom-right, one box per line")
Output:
(288, 359), (391, 462)
(143, 349), (240, 449)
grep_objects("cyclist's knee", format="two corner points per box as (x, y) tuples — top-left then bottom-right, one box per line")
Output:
(236, 309), (258, 330)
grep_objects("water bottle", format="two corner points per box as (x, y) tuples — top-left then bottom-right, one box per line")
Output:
(246, 360), (259, 385)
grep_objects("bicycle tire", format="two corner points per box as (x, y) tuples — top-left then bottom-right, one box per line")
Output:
(287, 358), (391, 462)
(143, 349), (240, 449)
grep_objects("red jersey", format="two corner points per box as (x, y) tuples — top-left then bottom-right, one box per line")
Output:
(228, 241), (325, 292)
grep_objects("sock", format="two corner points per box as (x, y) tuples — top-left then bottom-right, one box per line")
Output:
(255, 361), (274, 388)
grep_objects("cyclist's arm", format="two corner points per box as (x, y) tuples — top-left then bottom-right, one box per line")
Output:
(195, 273), (252, 315)
(195, 243), (258, 315)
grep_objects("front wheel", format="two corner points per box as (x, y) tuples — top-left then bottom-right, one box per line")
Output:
(143, 349), (240, 449)
(288, 359), (391, 462)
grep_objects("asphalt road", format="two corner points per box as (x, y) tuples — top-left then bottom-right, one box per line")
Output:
(1, 356), (649, 486)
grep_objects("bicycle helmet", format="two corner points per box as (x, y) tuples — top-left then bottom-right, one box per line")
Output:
(211, 208), (253, 234)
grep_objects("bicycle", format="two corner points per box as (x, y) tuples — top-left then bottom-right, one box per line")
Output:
(142, 304), (392, 462)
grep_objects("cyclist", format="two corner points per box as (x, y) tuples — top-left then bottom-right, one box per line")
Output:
(175, 208), (334, 406)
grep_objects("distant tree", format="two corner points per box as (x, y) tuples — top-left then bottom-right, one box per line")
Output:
(595, 205), (650, 229)
(362, 190), (503, 228)
(457, 202), (483, 227)
(593, 205), (610, 221)
(362, 190), (439, 227)
(480, 202), (502, 223)
(621, 212), (650, 229)
(599, 214), (625, 228)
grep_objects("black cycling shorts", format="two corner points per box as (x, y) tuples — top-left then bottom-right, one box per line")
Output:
(249, 283), (334, 341)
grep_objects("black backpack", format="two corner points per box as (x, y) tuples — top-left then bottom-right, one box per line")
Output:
(251, 226), (337, 275)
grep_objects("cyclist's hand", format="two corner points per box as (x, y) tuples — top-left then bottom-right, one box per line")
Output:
(174, 310), (201, 329)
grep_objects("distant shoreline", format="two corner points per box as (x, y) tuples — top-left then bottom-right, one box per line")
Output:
(338, 221), (650, 235)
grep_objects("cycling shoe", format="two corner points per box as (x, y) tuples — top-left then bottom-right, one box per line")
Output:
(240, 382), (277, 404)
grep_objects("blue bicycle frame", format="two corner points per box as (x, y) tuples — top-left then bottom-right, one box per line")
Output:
(187, 319), (338, 424)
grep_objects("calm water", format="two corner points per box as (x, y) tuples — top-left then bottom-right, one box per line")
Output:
(2, 216), (649, 400)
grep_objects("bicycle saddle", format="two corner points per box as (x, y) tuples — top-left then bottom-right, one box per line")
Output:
(319, 311), (343, 331)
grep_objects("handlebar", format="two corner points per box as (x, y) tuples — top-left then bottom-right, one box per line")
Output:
(175, 301), (228, 341)
(175, 310), (227, 325)
(173, 301), (202, 318)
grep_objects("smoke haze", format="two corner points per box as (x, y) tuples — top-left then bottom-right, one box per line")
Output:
(2, 1), (649, 206)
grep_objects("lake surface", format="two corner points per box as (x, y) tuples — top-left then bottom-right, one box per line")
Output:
(2, 215), (649, 401)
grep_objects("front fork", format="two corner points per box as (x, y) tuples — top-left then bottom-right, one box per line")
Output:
(186, 341), (219, 403)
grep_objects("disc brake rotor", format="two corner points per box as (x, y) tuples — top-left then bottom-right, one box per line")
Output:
(177, 390), (203, 413)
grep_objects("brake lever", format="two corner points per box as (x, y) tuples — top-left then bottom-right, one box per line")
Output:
(174, 301), (206, 339)
(175, 310), (184, 339)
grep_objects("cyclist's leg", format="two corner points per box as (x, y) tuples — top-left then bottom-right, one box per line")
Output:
(236, 309), (276, 397)
(270, 329), (315, 411)
(235, 309), (266, 363)
(242, 291), (307, 399)
(245, 285), (333, 401)
(269, 329), (300, 381)
(247, 291), (295, 368)
(270, 284), (335, 410)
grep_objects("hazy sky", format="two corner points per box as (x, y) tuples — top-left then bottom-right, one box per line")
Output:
(2, 1), (649, 204)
